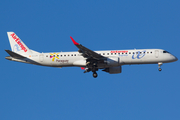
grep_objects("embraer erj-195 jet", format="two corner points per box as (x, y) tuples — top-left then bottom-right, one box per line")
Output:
(5, 32), (178, 78)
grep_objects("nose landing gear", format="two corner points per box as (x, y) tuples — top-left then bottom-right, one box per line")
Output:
(158, 62), (163, 71)
(158, 68), (162, 71)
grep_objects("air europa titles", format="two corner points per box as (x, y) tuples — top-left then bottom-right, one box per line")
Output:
(110, 50), (128, 53)
(11, 33), (27, 52)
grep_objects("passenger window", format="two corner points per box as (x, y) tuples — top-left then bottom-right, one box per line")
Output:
(129, 52), (131, 54)
(107, 53), (109, 55)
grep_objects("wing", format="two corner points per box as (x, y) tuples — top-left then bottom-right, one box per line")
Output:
(70, 36), (105, 60)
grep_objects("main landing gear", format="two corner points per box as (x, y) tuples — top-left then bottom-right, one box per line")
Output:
(93, 72), (98, 78)
(85, 61), (99, 78)
(84, 68), (98, 78)
(158, 62), (163, 71)
(91, 62), (98, 78)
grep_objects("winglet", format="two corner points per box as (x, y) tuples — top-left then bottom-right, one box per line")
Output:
(70, 36), (79, 45)
(81, 67), (85, 70)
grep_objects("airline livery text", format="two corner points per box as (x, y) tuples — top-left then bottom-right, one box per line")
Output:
(11, 33), (27, 52)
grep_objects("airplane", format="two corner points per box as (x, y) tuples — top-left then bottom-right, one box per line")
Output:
(5, 32), (178, 78)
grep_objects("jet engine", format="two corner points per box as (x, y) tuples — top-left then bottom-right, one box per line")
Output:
(102, 66), (122, 74)
(106, 57), (120, 66)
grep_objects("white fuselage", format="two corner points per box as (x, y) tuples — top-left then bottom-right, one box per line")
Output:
(19, 49), (177, 68)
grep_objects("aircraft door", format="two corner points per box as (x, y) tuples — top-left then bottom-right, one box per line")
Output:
(155, 50), (159, 58)
(39, 54), (44, 62)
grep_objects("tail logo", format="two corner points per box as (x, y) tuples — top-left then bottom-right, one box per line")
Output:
(50, 53), (60, 61)
(13, 44), (21, 52)
(11, 33), (27, 52)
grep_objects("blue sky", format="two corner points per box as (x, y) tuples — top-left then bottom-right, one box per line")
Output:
(1, 0), (180, 120)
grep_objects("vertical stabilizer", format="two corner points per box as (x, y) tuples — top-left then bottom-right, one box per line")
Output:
(7, 32), (32, 55)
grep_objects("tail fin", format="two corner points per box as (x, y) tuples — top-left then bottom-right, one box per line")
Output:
(7, 32), (32, 55)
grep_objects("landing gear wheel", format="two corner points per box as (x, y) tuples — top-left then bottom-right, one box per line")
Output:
(93, 72), (98, 78)
(158, 62), (163, 72)
(158, 68), (162, 71)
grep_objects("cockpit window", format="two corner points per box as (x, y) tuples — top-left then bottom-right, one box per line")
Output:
(163, 51), (169, 53)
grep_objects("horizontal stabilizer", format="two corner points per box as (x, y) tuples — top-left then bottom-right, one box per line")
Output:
(5, 50), (26, 59)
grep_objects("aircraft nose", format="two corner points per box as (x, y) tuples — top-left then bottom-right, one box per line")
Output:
(168, 54), (178, 63)
(172, 55), (178, 62)
(174, 56), (178, 61)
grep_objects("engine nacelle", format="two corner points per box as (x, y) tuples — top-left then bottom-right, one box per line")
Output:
(103, 66), (122, 74)
(106, 57), (120, 66)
